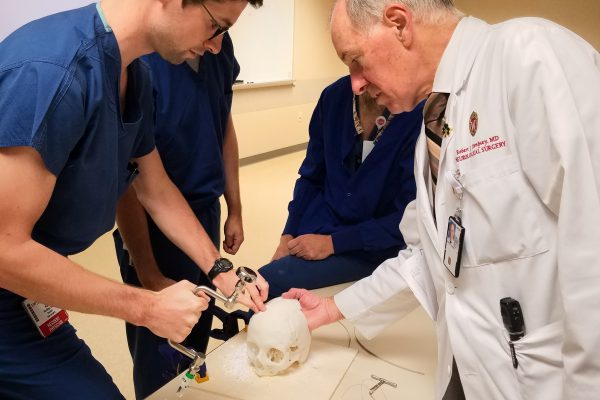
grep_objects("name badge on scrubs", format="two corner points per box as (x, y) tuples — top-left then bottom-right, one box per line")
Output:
(22, 299), (69, 338)
(362, 140), (375, 162)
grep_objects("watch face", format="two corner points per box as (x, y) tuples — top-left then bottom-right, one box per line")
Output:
(218, 258), (233, 270)
(209, 258), (234, 281)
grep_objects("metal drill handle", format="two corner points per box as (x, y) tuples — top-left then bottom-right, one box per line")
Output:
(168, 340), (206, 363)
(193, 285), (229, 305)
(236, 266), (257, 284)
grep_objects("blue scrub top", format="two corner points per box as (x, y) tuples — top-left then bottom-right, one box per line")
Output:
(283, 76), (423, 254)
(0, 4), (154, 309)
(142, 33), (239, 207)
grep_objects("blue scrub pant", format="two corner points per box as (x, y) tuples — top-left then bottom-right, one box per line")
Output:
(259, 247), (399, 299)
(113, 199), (220, 400)
(0, 291), (124, 399)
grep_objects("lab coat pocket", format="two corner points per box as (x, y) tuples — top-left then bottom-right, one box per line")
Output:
(459, 155), (548, 267)
(509, 321), (563, 400)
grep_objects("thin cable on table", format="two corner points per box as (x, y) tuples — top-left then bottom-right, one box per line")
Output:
(354, 327), (425, 376)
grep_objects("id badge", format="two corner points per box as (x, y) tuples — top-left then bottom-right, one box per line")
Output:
(443, 216), (465, 277)
(22, 299), (69, 338)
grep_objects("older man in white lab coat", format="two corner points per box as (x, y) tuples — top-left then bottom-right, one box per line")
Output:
(284, 1), (600, 399)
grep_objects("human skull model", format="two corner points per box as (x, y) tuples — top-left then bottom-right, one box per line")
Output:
(246, 297), (311, 377)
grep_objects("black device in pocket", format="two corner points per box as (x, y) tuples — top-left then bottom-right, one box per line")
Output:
(500, 297), (525, 341)
(500, 297), (525, 369)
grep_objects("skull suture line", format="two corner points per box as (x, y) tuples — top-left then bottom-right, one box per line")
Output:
(246, 297), (311, 376)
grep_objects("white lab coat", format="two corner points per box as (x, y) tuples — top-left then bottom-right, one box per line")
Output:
(335, 17), (600, 399)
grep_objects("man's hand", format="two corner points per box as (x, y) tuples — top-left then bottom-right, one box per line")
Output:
(271, 234), (294, 261)
(213, 268), (269, 313)
(223, 213), (244, 255)
(282, 288), (343, 330)
(144, 280), (209, 342)
(287, 234), (334, 260)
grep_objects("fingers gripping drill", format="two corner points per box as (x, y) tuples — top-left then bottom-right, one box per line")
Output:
(168, 267), (258, 396)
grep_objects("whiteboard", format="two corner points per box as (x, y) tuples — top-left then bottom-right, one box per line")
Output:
(1, 0), (296, 84)
(0, 0), (92, 41)
(229, 0), (295, 84)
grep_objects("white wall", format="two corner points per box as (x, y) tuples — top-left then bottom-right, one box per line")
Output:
(455, 0), (600, 50)
(0, 0), (91, 41)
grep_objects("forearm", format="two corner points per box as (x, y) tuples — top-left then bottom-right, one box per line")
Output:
(0, 238), (152, 327)
(134, 177), (220, 274)
(222, 114), (242, 217)
(116, 185), (161, 273)
(133, 150), (221, 274)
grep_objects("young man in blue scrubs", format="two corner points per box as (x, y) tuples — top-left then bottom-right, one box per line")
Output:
(260, 76), (423, 298)
(114, 30), (255, 399)
(0, 1), (267, 398)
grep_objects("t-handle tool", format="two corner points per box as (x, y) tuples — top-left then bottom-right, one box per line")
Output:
(168, 266), (258, 396)
(369, 374), (397, 396)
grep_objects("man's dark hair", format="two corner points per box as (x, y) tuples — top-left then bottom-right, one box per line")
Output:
(184, 0), (263, 8)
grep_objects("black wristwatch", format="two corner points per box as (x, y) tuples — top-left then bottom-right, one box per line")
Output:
(207, 258), (234, 282)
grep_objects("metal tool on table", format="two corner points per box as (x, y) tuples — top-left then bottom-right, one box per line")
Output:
(169, 266), (258, 397)
(369, 374), (397, 396)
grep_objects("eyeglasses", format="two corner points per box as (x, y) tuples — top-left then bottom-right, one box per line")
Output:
(200, 2), (228, 40)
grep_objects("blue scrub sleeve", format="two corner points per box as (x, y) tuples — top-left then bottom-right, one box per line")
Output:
(330, 164), (414, 253)
(283, 94), (327, 236)
(221, 35), (239, 118)
(0, 62), (86, 176)
(331, 209), (406, 253)
(131, 59), (158, 158)
(224, 53), (240, 110)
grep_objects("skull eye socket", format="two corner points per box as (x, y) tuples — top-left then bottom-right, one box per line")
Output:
(267, 348), (285, 363)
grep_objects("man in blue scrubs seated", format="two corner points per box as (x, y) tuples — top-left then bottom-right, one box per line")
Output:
(113, 31), (251, 398)
(0, 1), (267, 399)
(260, 76), (423, 298)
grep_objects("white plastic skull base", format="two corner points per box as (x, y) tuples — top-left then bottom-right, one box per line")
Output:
(246, 297), (311, 377)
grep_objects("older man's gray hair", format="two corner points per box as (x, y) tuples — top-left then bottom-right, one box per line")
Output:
(345, 0), (461, 29)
